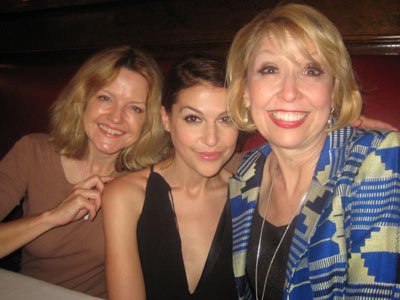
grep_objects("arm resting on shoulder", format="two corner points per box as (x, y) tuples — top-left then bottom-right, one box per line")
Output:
(350, 115), (398, 131)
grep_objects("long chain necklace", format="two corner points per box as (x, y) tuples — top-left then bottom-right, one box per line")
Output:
(254, 163), (308, 300)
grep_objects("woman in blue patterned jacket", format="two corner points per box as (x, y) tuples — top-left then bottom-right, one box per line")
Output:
(226, 3), (400, 300)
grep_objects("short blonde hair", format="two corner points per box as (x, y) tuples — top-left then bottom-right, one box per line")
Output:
(50, 46), (168, 171)
(227, 3), (362, 132)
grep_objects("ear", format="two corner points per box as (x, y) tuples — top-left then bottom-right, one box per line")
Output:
(160, 106), (171, 132)
(243, 86), (251, 109)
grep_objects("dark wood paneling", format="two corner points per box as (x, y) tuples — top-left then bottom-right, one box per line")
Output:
(0, 0), (399, 61)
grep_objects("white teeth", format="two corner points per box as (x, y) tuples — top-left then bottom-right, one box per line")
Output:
(99, 124), (124, 135)
(271, 111), (306, 121)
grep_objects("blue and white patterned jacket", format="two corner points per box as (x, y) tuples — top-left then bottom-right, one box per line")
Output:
(230, 127), (400, 299)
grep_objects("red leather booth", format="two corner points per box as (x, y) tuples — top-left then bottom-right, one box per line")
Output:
(0, 55), (399, 158)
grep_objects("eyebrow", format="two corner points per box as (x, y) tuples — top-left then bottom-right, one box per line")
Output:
(99, 88), (147, 105)
(179, 106), (228, 117)
(179, 105), (202, 114)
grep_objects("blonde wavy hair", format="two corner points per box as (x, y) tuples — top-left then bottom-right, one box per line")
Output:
(49, 46), (169, 171)
(227, 3), (362, 132)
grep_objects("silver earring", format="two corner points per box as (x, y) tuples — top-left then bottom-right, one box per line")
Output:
(327, 107), (335, 127)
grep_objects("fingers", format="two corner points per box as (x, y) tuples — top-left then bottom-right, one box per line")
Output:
(74, 175), (114, 193)
(52, 175), (115, 226)
(349, 119), (362, 128)
(50, 187), (101, 226)
(373, 121), (398, 131)
(357, 115), (398, 131)
(100, 176), (115, 184)
(70, 188), (102, 216)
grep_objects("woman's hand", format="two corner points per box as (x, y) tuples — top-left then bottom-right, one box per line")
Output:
(47, 175), (114, 227)
(350, 115), (398, 131)
(0, 175), (114, 258)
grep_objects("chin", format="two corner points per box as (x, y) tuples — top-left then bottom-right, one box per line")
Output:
(96, 144), (125, 155)
(198, 165), (225, 178)
(202, 172), (221, 178)
(267, 136), (297, 147)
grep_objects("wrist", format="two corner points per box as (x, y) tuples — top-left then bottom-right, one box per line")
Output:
(37, 210), (60, 230)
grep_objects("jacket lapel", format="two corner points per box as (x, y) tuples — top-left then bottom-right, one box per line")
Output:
(284, 128), (353, 289)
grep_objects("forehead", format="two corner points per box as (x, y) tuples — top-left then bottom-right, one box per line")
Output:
(251, 30), (319, 63)
(175, 84), (228, 112)
(100, 68), (149, 100)
(110, 68), (148, 88)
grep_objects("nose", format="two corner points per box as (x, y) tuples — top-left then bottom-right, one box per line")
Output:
(279, 72), (299, 102)
(202, 123), (219, 147)
(108, 105), (123, 123)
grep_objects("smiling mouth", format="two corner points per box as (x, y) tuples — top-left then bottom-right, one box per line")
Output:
(98, 124), (125, 136)
(197, 151), (222, 161)
(271, 111), (307, 122)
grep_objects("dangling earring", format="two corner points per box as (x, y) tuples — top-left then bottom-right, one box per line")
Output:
(244, 110), (249, 123)
(327, 107), (335, 127)
(244, 107), (250, 123)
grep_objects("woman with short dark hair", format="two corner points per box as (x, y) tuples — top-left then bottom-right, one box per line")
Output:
(103, 53), (239, 300)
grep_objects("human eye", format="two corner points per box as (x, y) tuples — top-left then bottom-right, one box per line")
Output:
(218, 115), (233, 125)
(304, 63), (324, 77)
(183, 114), (201, 123)
(97, 94), (111, 102)
(130, 105), (144, 113)
(258, 65), (278, 75)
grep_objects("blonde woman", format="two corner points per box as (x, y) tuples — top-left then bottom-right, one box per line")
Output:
(0, 46), (166, 298)
(227, 4), (400, 299)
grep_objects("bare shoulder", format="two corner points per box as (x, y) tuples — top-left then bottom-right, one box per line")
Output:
(109, 168), (150, 192)
(103, 167), (151, 213)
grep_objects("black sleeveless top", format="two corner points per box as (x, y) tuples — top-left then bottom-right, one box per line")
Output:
(137, 169), (238, 300)
(246, 210), (298, 300)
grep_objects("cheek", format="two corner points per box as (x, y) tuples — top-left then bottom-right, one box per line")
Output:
(247, 81), (271, 108)
(312, 85), (334, 109)
(169, 121), (195, 148)
(82, 101), (102, 124)
(249, 105), (266, 127)
(175, 127), (195, 147)
(222, 128), (239, 149)
(126, 114), (146, 131)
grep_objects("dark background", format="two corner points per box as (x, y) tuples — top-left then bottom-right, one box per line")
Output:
(1, 0), (399, 61)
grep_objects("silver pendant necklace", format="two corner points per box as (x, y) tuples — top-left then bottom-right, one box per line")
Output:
(254, 163), (308, 300)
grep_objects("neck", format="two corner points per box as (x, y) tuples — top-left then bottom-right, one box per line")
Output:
(159, 156), (226, 198)
(268, 135), (326, 196)
(62, 148), (118, 184)
(84, 155), (117, 176)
